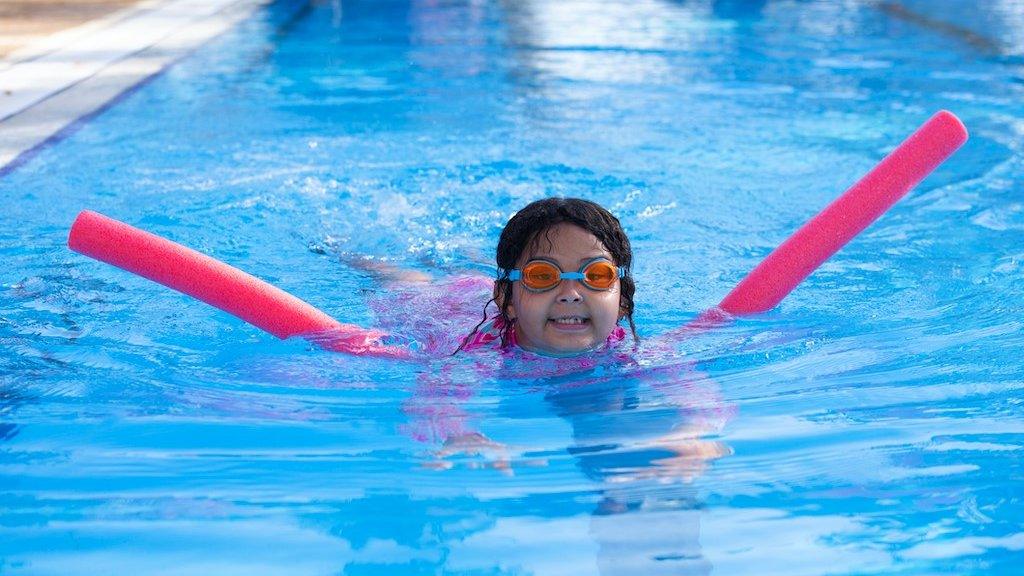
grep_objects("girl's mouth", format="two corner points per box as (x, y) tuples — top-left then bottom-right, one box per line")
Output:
(549, 316), (590, 330)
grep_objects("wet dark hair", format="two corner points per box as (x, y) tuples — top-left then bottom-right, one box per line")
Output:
(456, 197), (637, 352)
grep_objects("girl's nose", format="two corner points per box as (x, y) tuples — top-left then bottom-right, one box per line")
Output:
(556, 281), (583, 303)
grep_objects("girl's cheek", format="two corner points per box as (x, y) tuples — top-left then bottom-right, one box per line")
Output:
(513, 291), (541, 318)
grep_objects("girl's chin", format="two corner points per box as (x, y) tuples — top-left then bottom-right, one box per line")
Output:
(515, 324), (609, 356)
(539, 331), (603, 354)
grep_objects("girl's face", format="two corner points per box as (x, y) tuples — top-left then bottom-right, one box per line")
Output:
(506, 223), (623, 355)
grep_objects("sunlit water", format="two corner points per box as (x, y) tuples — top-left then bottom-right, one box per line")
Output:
(2, 0), (1023, 574)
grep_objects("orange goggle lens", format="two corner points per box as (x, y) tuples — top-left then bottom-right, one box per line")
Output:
(583, 261), (618, 289)
(521, 261), (562, 290)
(517, 260), (621, 291)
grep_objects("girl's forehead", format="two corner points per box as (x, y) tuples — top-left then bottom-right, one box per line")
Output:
(521, 223), (611, 261)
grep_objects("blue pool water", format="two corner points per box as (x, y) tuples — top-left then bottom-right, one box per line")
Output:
(2, 0), (1023, 573)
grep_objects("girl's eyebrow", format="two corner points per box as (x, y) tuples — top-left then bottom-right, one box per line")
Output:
(575, 254), (611, 265)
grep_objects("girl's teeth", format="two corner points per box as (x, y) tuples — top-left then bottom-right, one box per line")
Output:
(553, 317), (585, 324)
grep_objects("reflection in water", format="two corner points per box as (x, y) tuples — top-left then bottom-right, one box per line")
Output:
(544, 364), (730, 574)
(400, 328), (733, 573)
(500, 0), (703, 87)
(407, 0), (494, 78)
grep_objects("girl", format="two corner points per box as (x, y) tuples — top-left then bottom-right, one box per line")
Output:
(375, 198), (729, 485)
(457, 197), (637, 356)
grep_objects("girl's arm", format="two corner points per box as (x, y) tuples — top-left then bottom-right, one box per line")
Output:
(402, 365), (528, 473)
(339, 253), (434, 286)
(641, 367), (735, 482)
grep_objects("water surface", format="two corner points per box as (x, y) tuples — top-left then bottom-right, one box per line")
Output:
(1, 0), (1022, 574)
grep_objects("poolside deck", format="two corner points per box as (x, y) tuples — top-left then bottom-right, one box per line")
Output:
(0, 0), (265, 171)
(0, 0), (141, 58)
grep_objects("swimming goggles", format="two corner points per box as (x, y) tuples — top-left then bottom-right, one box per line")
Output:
(499, 258), (625, 292)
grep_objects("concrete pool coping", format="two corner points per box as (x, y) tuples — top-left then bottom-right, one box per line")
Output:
(0, 0), (267, 172)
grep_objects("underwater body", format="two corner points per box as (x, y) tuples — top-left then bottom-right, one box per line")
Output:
(2, 0), (1023, 573)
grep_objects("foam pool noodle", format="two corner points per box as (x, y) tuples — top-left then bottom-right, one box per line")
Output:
(67, 210), (409, 358)
(685, 110), (969, 331)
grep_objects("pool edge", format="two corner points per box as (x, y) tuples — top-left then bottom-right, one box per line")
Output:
(0, 0), (270, 175)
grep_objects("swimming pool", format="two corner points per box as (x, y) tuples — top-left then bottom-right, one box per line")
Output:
(2, 0), (1022, 573)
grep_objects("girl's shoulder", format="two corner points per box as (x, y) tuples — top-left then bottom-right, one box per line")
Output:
(460, 316), (515, 352)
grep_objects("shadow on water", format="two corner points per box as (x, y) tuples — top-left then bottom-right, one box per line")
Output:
(708, 0), (768, 21)
(876, 1), (1006, 56)
(0, 387), (24, 443)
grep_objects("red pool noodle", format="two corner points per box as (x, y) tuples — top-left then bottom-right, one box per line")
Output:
(721, 110), (968, 314)
(679, 111), (968, 333)
(68, 210), (408, 358)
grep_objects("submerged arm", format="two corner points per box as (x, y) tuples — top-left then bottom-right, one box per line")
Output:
(644, 368), (734, 482)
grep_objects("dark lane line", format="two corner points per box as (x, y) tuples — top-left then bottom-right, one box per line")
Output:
(877, 1), (1006, 56)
